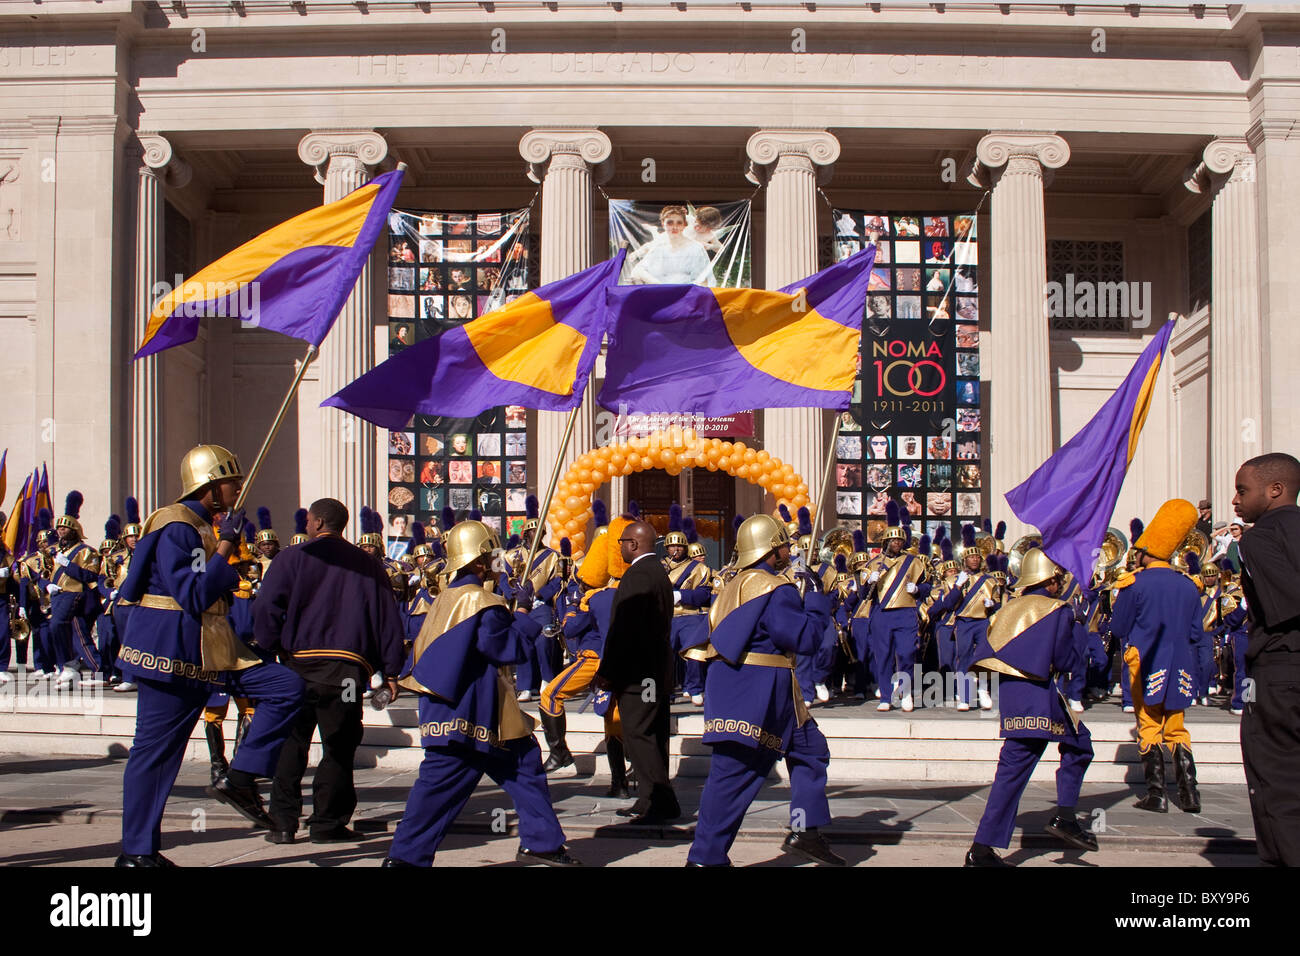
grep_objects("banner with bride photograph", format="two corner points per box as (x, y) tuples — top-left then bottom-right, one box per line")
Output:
(385, 206), (533, 542)
(607, 199), (754, 438)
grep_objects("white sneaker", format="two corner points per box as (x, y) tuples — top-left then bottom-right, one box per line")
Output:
(690, 694), (704, 706)
(113, 682), (137, 693)
(1200, 696), (1209, 707)
(815, 683), (830, 703)
(1069, 699), (1084, 714)
(1122, 705), (1135, 714)
(516, 690), (532, 702)
(55, 665), (79, 687)
(81, 677), (107, 688)
(1230, 708), (1243, 716)
(0, 672), (12, 686)
(900, 694), (914, 713)
(30, 669), (50, 681)
(876, 702), (892, 712)
(977, 688), (993, 710)
(956, 700), (970, 712)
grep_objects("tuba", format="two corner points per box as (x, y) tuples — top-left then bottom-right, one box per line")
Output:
(1170, 528), (1210, 575)
(1092, 526), (1128, 587)
(1006, 534), (1043, 579)
(818, 528), (855, 566)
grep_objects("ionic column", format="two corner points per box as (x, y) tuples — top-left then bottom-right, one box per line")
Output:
(1186, 138), (1264, 522)
(132, 133), (190, 512)
(970, 132), (1070, 539)
(297, 130), (387, 533)
(745, 129), (840, 531)
(519, 129), (613, 517)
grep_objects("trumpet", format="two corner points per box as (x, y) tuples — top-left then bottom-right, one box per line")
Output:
(7, 590), (29, 642)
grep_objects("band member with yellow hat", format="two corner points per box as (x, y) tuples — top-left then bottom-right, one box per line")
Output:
(1109, 498), (1204, 815)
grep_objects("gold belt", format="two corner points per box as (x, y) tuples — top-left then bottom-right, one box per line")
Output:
(681, 646), (809, 726)
(137, 593), (230, 617)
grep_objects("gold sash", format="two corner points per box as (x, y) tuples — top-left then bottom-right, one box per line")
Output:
(140, 504), (261, 672)
(974, 594), (1066, 680)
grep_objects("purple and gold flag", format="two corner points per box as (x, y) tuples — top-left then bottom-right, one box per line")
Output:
(135, 168), (405, 358)
(324, 252), (624, 429)
(598, 244), (876, 415)
(1006, 318), (1177, 589)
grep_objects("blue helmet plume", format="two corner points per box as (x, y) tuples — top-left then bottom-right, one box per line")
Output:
(797, 506), (812, 537)
(669, 503), (683, 533)
(294, 508), (308, 535)
(257, 507), (273, 531)
(125, 496), (141, 525)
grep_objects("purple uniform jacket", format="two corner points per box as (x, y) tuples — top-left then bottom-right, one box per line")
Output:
(1108, 566), (1199, 710)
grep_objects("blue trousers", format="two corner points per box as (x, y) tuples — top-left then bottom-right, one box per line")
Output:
(954, 618), (987, 704)
(688, 721), (831, 866)
(1229, 633), (1249, 710)
(934, 623), (957, 672)
(120, 662), (304, 856)
(31, 621), (53, 672)
(388, 737), (566, 866)
(973, 730), (1094, 849)
(1120, 638), (1133, 706)
(683, 658), (707, 696)
(1084, 632), (1112, 691)
(48, 592), (82, 669)
(1191, 630), (1215, 697)
(516, 607), (559, 693)
(868, 607), (919, 700)
(96, 612), (118, 680)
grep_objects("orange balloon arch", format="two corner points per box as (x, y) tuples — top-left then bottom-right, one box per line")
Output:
(544, 427), (812, 553)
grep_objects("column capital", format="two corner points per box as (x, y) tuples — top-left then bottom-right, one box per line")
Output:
(744, 129), (840, 186)
(136, 132), (192, 188)
(297, 129), (388, 186)
(518, 127), (613, 184)
(968, 131), (1069, 188)
(1184, 137), (1255, 194)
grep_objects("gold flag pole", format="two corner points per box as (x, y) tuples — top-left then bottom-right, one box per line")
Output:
(233, 344), (318, 512)
(520, 402), (581, 584)
(810, 412), (843, 537)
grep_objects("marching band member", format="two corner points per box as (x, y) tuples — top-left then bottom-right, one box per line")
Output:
(864, 502), (929, 712)
(1186, 553), (1219, 705)
(499, 496), (563, 703)
(403, 522), (440, 646)
(0, 536), (22, 685)
(952, 542), (1001, 711)
(110, 498), (143, 692)
(1218, 559), (1249, 716)
(290, 508), (309, 546)
(22, 512), (55, 678)
(116, 444), (305, 866)
(1109, 499), (1203, 814)
(386, 516), (580, 867)
(664, 504), (714, 706)
(687, 513), (843, 866)
(202, 527), (261, 785)
(48, 492), (103, 686)
(927, 538), (962, 704)
(255, 506), (281, 576)
(965, 548), (1096, 866)
(90, 514), (122, 687)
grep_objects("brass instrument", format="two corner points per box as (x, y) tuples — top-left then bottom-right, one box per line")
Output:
(1006, 534), (1043, 579)
(818, 528), (855, 566)
(1089, 526), (1129, 588)
(972, 532), (997, 560)
(1170, 528), (1210, 575)
(7, 588), (30, 642)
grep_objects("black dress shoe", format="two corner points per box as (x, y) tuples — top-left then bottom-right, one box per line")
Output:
(781, 829), (846, 866)
(542, 747), (575, 774)
(963, 844), (1010, 868)
(114, 852), (178, 868)
(604, 783), (631, 799)
(381, 857), (417, 867)
(265, 829), (296, 845)
(309, 827), (367, 844)
(207, 774), (273, 829)
(517, 847), (583, 867)
(1044, 814), (1099, 852)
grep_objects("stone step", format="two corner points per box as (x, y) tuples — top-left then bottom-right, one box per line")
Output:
(0, 684), (1246, 785)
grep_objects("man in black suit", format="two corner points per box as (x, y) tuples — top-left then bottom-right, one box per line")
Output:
(595, 520), (679, 824)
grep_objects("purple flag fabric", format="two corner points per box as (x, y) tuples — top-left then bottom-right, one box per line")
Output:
(323, 253), (624, 429)
(1005, 319), (1177, 589)
(598, 244), (875, 415)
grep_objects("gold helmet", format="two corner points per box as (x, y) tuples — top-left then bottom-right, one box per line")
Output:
(665, 531), (688, 548)
(123, 496), (143, 540)
(256, 531), (279, 545)
(849, 551), (870, 572)
(178, 444), (243, 501)
(290, 534), (309, 546)
(881, 500), (906, 543)
(687, 541), (707, 560)
(443, 519), (500, 577)
(734, 514), (789, 569)
(666, 503), (688, 549)
(1200, 561), (1220, 580)
(1015, 548), (1062, 591)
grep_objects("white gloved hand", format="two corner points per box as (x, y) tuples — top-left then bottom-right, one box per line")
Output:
(905, 582), (918, 594)
(868, 572), (881, 584)
(47, 583), (61, 595)
(956, 571), (969, 586)
(984, 597), (995, 608)
(18, 607), (27, 620)
(673, 590), (682, 605)
(408, 573), (420, 586)
(54, 554), (71, 568)
(0, 567), (8, 579)
(532, 599), (543, 610)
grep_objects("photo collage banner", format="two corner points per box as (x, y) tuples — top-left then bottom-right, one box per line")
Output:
(831, 210), (985, 546)
(385, 207), (533, 549)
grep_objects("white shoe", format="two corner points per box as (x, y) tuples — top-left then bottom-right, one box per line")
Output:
(516, 690), (532, 702)
(690, 694), (704, 706)
(113, 681), (137, 693)
(815, 683), (830, 703)
(876, 702), (892, 712)
(977, 689), (993, 710)
(81, 677), (107, 687)
(55, 665), (79, 687)
(0, 672), (12, 686)
(956, 701), (970, 712)
(803, 700), (813, 710)
(1200, 696), (1209, 707)
(362, 689), (374, 699)
(900, 694), (914, 713)
(1122, 705), (1135, 714)
(30, 669), (50, 681)
(1069, 699), (1084, 714)
(874, 689), (882, 700)
(1231, 708), (1243, 716)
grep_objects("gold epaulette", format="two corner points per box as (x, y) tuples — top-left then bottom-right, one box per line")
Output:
(1113, 571), (1138, 590)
